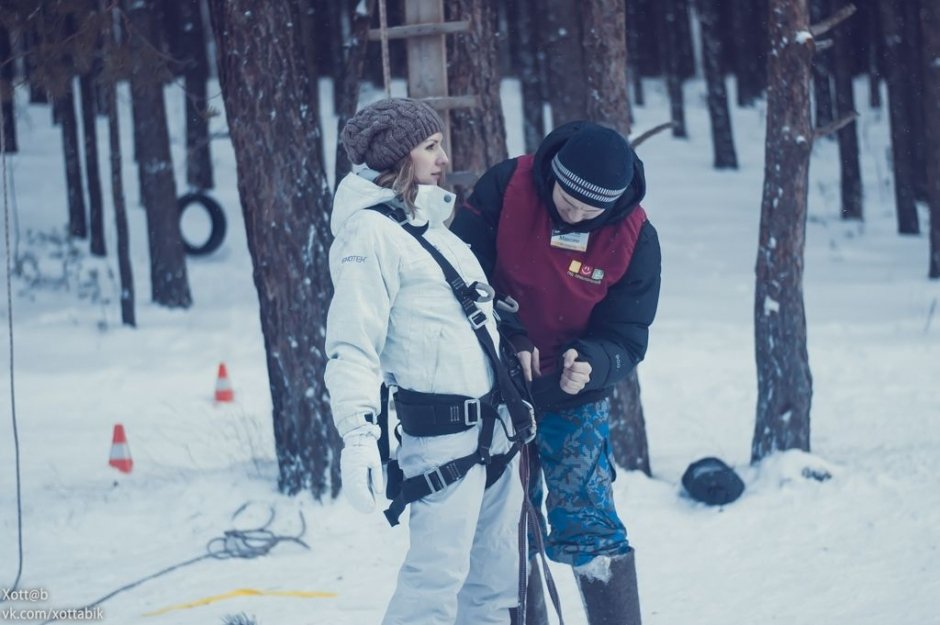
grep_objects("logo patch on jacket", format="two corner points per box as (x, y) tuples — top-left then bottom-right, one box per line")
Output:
(567, 260), (605, 284)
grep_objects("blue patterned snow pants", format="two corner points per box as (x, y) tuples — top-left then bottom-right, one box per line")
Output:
(528, 398), (631, 567)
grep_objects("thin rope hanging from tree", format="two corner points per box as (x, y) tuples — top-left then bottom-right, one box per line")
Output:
(0, 74), (24, 601)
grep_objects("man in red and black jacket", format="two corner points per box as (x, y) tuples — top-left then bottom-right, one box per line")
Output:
(451, 121), (660, 625)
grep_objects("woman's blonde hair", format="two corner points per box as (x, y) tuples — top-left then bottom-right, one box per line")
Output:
(375, 155), (419, 210)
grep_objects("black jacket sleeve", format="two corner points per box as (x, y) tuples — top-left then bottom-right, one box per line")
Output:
(567, 220), (662, 391)
(450, 158), (518, 278)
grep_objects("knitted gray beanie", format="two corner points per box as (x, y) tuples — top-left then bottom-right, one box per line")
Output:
(342, 98), (445, 171)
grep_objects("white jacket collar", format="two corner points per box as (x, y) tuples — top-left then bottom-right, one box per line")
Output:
(412, 184), (456, 227)
(331, 172), (456, 235)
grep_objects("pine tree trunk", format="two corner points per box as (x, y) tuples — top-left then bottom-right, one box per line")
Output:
(608, 371), (650, 475)
(181, 0), (214, 190)
(833, 18), (862, 221)
(662, 0), (687, 137)
(866, 0), (882, 108)
(58, 86), (87, 239)
(24, 27), (48, 104)
(732, 0), (765, 106)
(626, 0), (645, 107)
(0, 25), (17, 153)
(105, 10), (136, 327)
(878, 0), (920, 235)
(128, 0), (193, 308)
(511, 0), (545, 151)
(902, 0), (928, 203)
(809, 0), (834, 132)
(446, 0), (508, 200)
(334, 0), (375, 188)
(208, 0), (341, 500)
(582, 0), (631, 134)
(675, 0), (696, 79)
(543, 0), (588, 127)
(80, 73), (105, 256)
(923, 0), (940, 278)
(696, 0), (737, 167)
(321, 0), (345, 111)
(752, 0), (814, 463)
(91, 32), (108, 118)
(295, 0), (325, 173)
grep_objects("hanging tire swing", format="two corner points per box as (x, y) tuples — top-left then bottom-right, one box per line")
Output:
(178, 192), (226, 256)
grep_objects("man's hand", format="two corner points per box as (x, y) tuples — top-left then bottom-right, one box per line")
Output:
(340, 429), (384, 513)
(560, 348), (592, 395)
(517, 346), (542, 382)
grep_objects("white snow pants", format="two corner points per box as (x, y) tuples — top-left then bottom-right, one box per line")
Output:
(382, 406), (523, 625)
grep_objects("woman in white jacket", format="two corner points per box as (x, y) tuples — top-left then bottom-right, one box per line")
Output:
(324, 98), (524, 625)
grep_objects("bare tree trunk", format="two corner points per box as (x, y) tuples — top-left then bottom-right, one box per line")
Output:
(674, 0), (696, 79)
(902, 0), (928, 204)
(752, 0), (814, 463)
(582, 0), (631, 134)
(809, 0), (834, 132)
(662, 0), (687, 137)
(511, 0), (544, 151)
(732, 0), (766, 106)
(181, 0), (213, 190)
(23, 27), (49, 104)
(105, 8), (136, 327)
(878, 0), (920, 234)
(58, 85), (87, 239)
(833, 15), (862, 221)
(0, 25), (16, 153)
(543, 0), (630, 134)
(923, 0), (940, 278)
(446, 0), (508, 197)
(208, 0), (341, 499)
(608, 371), (650, 475)
(295, 0), (325, 172)
(128, 0), (192, 308)
(334, 0), (374, 188)
(626, 0), (645, 107)
(696, 0), (737, 168)
(865, 0), (882, 108)
(543, 0), (588, 127)
(79, 73), (105, 255)
(321, 0), (346, 111)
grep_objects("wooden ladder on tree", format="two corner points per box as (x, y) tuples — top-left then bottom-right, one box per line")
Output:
(369, 0), (482, 188)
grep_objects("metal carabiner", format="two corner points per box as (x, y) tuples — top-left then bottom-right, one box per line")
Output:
(496, 295), (520, 314)
(469, 281), (495, 303)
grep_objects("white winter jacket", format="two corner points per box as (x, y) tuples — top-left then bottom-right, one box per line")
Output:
(325, 172), (499, 438)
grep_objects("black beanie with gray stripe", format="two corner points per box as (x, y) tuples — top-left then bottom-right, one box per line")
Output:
(550, 125), (636, 209)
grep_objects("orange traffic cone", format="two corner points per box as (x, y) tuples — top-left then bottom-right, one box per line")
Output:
(215, 362), (234, 403)
(109, 424), (133, 473)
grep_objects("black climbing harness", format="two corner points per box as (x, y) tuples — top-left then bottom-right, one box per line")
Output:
(364, 200), (537, 527)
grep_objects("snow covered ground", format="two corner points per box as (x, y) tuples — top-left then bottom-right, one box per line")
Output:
(0, 75), (938, 625)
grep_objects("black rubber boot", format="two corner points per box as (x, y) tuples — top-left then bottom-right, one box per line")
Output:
(574, 551), (642, 625)
(525, 556), (549, 625)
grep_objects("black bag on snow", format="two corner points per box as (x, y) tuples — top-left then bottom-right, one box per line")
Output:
(681, 457), (745, 506)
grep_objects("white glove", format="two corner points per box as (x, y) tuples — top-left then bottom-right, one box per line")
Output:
(340, 429), (384, 514)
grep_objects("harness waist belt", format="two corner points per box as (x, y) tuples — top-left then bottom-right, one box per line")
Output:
(395, 387), (501, 437)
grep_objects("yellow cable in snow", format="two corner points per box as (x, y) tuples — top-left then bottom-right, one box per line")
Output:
(143, 588), (337, 616)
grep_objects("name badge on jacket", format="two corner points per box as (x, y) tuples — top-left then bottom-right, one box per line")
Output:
(549, 230), (590, 252)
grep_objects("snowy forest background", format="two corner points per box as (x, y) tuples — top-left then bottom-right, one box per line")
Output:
(0, 1), (938, 624)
